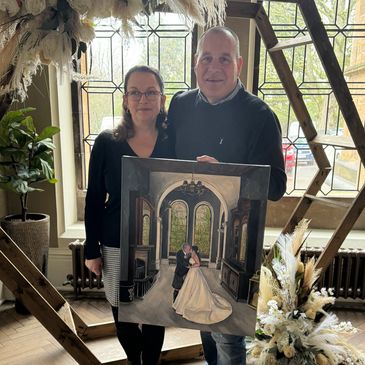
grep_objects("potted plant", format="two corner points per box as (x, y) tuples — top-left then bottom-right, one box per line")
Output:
(0, 107), (60, 312)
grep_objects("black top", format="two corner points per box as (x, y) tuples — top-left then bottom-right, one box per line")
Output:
(168, 88), (287, 201)
(84, 129), (175, 259)
(172, 249), (191, 289)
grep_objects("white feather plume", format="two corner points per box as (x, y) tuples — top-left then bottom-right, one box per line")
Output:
(25, 0), (47, 15)
(0, 0), (228, 100)
(249, 220), (365, 364)
(274, 233), (298, 310)
(0, 0), (20, 17)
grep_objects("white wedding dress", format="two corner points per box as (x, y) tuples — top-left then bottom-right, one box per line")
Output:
(172, 262), (232, 325)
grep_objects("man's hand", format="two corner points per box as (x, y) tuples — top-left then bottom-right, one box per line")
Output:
(196, 155), (219, 163)
(85, 257), (103, 276)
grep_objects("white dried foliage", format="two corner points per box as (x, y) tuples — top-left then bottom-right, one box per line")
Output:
(0, 0), (226, 101)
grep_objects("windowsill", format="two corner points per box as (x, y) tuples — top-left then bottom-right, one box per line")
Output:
(57, 222), (365, 250)
(264, 227), (365, 250)
(58, 221), (86, 248)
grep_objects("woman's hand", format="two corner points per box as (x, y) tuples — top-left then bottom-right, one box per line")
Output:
(85, 257), (103, 276)
(196, 155), (219, 163)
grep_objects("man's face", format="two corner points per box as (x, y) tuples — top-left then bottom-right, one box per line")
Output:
(184, 245), (192, 254)
(194, 31), (243, 104)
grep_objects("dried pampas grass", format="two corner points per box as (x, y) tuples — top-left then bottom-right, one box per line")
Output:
(302, 256), (321, 296)
(0, 0), (227, 101)
(166, 0), (226, 27)
(291, 218), (310, 256)
(248, 219), (365, 365)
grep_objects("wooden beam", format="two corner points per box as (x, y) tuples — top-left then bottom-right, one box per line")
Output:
(269, 35), (312, 52)
(311, 135), (356, 149)
(282, 168), (332, 233)
(0, 251), (108, 365)
(0, 228), (204, 363)
(0, 229), (66, 310)
(226, 2), (261, 19)
(298, 0), (365, 166)
(0, 229), (119, 339)
(254, 5), (330, 169)
(161, 344), (203, 362)
(255, 7), (315, 138)
(304, 194), (352, 209)
(58, 302), (77, 333)
(315, 184), (365, 271)
(78, 322), (116, 341)
(0, 229), (90, 331)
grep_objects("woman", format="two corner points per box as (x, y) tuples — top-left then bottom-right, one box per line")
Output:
(173, 245), (232, 325)
(84, 65), (174, 365)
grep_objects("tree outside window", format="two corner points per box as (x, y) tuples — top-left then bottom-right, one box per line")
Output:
(169, 201), (188, 254)
(193, 204), (212, 258)
(76, 13), (194, 189)
(259, 0), (365, 196)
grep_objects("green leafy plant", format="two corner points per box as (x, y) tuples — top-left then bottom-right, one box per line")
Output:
(0, 108), (60, 221)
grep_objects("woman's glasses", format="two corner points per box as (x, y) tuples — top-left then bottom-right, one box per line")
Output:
(125, 90), (162, 101)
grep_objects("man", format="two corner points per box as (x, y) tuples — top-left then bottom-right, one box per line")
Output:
(172, 242), (192, 301)
(168, 26), (287, 365)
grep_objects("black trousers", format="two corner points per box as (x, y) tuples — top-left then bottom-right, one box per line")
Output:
(111, 306), (165, 365)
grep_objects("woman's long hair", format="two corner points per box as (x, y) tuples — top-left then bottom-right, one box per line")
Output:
(114, 65), (167, 141)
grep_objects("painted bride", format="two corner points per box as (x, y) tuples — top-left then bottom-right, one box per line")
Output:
(172, 245), (232, 325)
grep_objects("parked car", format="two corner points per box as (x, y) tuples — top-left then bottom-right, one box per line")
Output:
(288, 121), (314, 166)
(295, 137), (315, 166)
(282, 142), (296, 172)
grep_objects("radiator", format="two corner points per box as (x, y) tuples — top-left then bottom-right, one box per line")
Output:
(303, 247), (365, 300)
(66, 240), (154, 299)
(67, 241), (365, 301)
(66, 240), (103, 297)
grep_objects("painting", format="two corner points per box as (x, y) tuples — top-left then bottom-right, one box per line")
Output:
(118, 156), (270, 336)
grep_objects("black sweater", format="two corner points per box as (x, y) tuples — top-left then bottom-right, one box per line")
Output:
(84, 129), (175, 259)
(168, 88), (287, 201)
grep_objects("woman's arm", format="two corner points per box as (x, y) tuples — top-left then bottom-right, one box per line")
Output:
(84, 133), (107, 261)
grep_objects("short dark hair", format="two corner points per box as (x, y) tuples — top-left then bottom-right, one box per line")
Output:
(196, 26), (240, 58)
(114, 65), (166, 141)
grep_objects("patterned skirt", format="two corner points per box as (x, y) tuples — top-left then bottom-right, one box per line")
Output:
(101, 246), (120, 307)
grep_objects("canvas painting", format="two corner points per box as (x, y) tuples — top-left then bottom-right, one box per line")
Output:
(118, 157), (270, 336)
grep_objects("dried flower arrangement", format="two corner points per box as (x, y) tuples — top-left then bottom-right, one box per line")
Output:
(0, 0), (226, 101)
(247, 219), (365, 365)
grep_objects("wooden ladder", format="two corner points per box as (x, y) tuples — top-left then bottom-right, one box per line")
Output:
(0, 227), (123, 365)
(0, 227), (203, 364)
(228, 0), (365, 272)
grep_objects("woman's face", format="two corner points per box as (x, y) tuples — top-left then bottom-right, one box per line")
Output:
(123, 71), (166, 127)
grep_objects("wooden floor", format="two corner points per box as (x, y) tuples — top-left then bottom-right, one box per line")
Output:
(0, 297), (364, 365)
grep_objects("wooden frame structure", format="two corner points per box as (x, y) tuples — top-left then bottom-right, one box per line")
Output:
(0, 0), (364, 362)
(226, 0), (365, 272)
(0, 228), (202, 364)
(0, 228), (124, 364)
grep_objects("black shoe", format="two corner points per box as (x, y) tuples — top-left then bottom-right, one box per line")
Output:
(173, 289), (179, 302)
(15, 299), (30, 315)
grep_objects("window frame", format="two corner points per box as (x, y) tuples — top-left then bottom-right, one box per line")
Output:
(72, 15), (198, 198)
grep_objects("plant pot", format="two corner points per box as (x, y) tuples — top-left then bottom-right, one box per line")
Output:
(0, 213), (50, 314)
(1, 213), (50, 274)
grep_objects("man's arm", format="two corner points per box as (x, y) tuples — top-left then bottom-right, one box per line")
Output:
(249, 111), (287, 201)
